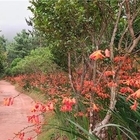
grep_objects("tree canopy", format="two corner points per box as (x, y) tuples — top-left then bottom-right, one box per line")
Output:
(28, 0), (140, 70)
(0, 35), (7, 74)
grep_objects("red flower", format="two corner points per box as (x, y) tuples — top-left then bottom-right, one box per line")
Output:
(60, 97), (76, 112)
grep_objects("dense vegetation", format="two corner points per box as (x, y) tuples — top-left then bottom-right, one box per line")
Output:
(1, 0), (140, 140)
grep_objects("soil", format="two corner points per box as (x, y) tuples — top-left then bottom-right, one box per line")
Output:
(0, 80), (37, 140)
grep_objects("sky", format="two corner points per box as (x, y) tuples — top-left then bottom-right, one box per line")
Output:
(0, 0), (33, 40)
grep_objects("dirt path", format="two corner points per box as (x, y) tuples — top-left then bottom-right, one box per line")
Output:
(0, 80), (37, 140)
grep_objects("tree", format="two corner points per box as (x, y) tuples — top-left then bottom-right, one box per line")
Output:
(7, 29), (49, 63)
(0, 35), (7, 74)
(9, 47), (57, 75)
(7, 29), (35, 62)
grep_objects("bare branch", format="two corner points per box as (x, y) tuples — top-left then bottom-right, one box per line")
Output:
(125, 0), (135, 40)
(110, 0), (125, 60)
(128, 34), (140, 53)
(118, 26), (128, 50)
(68, 52), (76, 94)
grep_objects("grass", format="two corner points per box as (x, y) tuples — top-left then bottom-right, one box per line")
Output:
(37, 114), (57, 140)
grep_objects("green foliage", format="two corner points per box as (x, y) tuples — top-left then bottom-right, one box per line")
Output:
(39, 109), (91, 140)
(0, 35), (6, 51)
(0, 35), (7, 75)
(6, 48), (56, 75)
(10, 58), (22, 68)
(7, 29), (38, 63)
(8, 47), (56, 75)
(28, 0), (115, 70)
(111, 95), (140, 139)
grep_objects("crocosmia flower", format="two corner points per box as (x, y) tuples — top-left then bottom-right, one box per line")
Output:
(89, 50), (105, 60)
(3, 97), (14, 106)
(130, 100), (138, 111)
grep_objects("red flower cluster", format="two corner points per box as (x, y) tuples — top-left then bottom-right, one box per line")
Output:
(120, 87), (134, 94)
(32, 101), (54, 113)
(60, 97), (76, 112)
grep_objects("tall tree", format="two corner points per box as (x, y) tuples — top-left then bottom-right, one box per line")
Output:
(0, 35), (7, 74)
(7, 29), (37, 62)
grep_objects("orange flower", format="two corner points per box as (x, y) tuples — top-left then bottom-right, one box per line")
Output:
(130, 100), (138, 111)
(93, 103), (100, 112)
(104, 71), (115, 77)
(114, 56), (125, 62)
(62, 97), (76, 106)
(107, 81), (117, 87)
(127, 89), (140, 100)
(46, 102), (54, 111)
(31, 102), (47, 112)
(3, 97), (14, 106)
(120, 87), (134, 94)
(34, 126), (41, 134)
(15, 132), (24, 140)
(89, 50), (105, 60)
(74, 112), (85, 117)
(27, 115), (40, 125)
(134, 89), (140, 98)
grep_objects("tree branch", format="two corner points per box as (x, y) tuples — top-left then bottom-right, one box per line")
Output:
(118, 26), (128, 50)
(93, 1), (125, 138)
(128, 34), (140, 53)
(125, 0), (135, 40)
(68, 52), (76, 94)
